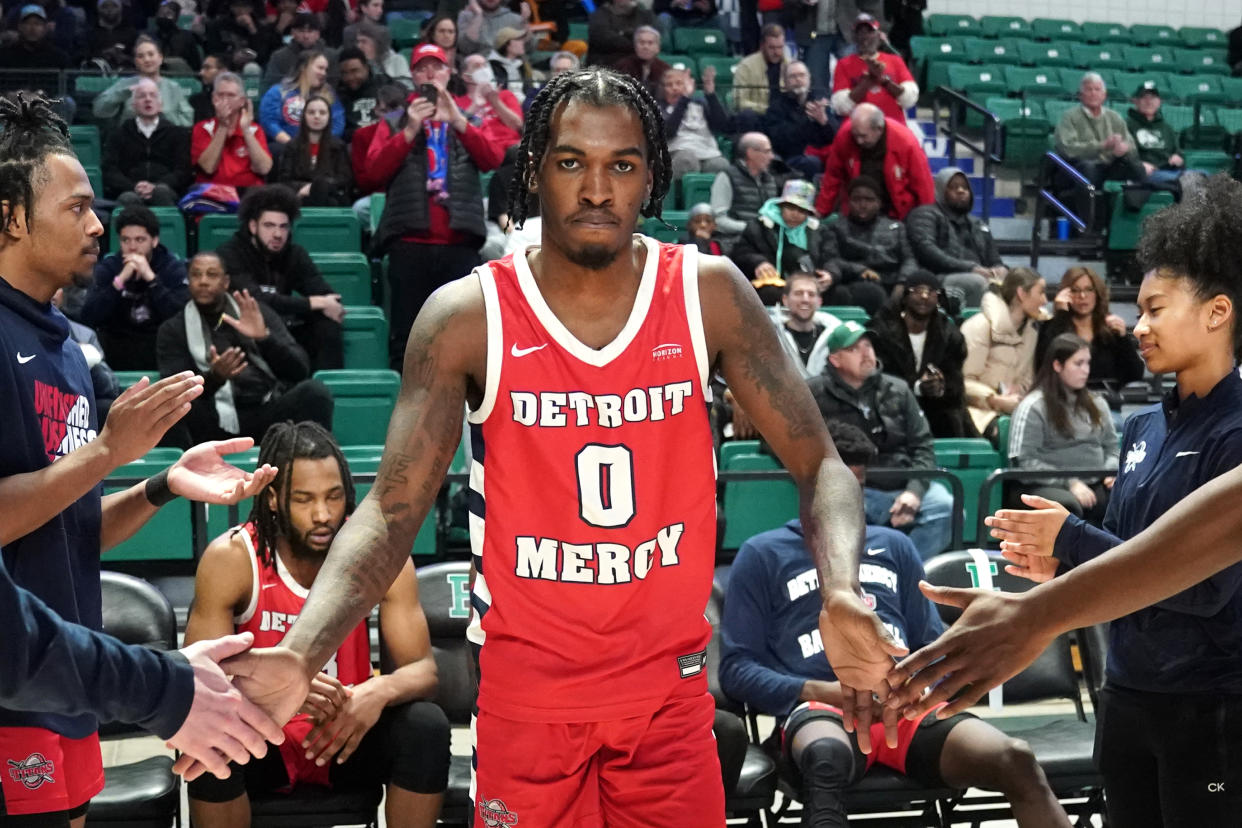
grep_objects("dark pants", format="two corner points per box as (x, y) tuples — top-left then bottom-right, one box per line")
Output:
(1058, 156), (1144, 231)
(823, 281), (890, 317)
(116, 184), (179, 209)
(188, 701), (452, 802)
(387, 240), (480, 371)
(1097, 685), (1242, 827)
(289, 314), (345, 372)
(169, 378), (334, 447)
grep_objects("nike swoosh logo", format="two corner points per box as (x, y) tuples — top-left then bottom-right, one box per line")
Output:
(865, 547), (884, 556)
(261, 583), (277, 590)
(16, 353), (35, 364)
(1176, 451), (1200, 457)
(511, 343), (548, 357)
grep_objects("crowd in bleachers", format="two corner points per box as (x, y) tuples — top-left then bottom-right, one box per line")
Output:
(9, 3), (1242, 823)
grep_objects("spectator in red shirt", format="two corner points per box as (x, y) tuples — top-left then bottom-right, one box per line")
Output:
(366, 44), (502, 369)
(811, 102), (933, 220)
(458, 53), (524, 150)
(830, 13), (918, 124)
(191, 71), (273, 189)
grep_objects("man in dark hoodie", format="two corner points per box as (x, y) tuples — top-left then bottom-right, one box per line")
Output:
(216, 185), (345, 372)
(905, 166), (1007, 309)
(807, 320), (953, 559)
(1125, 82), (1185, 187)
(101, 78), (193, 209)
(0, 5), (70, 69)
(79, 206), (189, 370)
(261, 13), (339, 95)
(866, 270), (976, 438)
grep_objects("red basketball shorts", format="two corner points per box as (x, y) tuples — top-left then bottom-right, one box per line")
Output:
(0, 728), (104, 817)
(472, 692), (725, 828)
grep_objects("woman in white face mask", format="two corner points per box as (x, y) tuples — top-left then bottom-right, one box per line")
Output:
(458, 52), (525, 150)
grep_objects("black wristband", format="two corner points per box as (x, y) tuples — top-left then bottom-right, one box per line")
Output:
(144, 468), (177, 507)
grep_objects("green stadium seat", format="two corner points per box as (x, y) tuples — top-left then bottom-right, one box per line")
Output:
(720, 452), (795, 551)
(1219, 77), (1242, 105)
(1041, 98), (1078, 128)
(1081, 22), (1132, 45)
(69, 124), (101, 167)
(1110, 70), (1169, 102)
(1166, 75), (1226, 105)
(313, 369), (399, 445)
(567, 21), (588, 41)
(1017, 41), (1075, 68)
(1179, 27), (1227, 49)
(1030, 19), (1087, 43)
(110, 206), (187, 259)
(948, 63), (1007, 100)
(387, 16), (424, 48)
(979, 16), (1031, 40)
(1174, 48), (1230, 76)
(641, 210), (689, 243)
(112, 370), (155, 388)
(104, 449), (194, 562)
(678, 172), (717, 210)
(933, 438), (1001, 544)
(72, 75), (113, 100)
(964, 37), (1024, 66)
(659, 53), (697, 74)
(84, 165), (103, 199)
(1158, 104), (1196, 134)
(1004, 66), (1070, 99)
(1212, 106), (1242, 135)
(1128, 24), (1178, 46)
(1105, 180), (1174, 251)
(822, 305), (868, 323)
(293, 208), (362, 254)
(719, 440), (760, 468)
(925, 14), (980, 37)
(1123, 45), (1176, 71)
(1059, 67), (1115, 94)
(168, 75), (199, 95)
(922, 43), (970, 94)
(1180, 149), (1234, 173)
(986, 97), (1051, 171)
(196, 213), (240, 252)
(672, 28), (728, 56)
(1069, 43), (1127, 70)
(994, 414), (1011, 457)
(342, 305), (388, 369)
(479, 170), (494, 199)
(311, 251), (372, 306)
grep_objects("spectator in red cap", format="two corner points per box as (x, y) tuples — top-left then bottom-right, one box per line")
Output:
(367, 41), (503, 369)
(830, 13), (918, 124)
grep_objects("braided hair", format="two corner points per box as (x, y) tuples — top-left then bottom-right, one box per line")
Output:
(506, 67), (672, 230)
(247, 420), (356, 569)
(0, 92), (74, 234)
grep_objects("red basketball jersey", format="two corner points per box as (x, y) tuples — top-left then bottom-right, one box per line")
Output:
(233, 523), (373, 787)
(465, 237), (718, 723)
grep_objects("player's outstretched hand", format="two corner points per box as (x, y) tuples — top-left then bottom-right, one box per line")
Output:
(99, 372), (204, 465)
(884, 582), (1057, 720)
(166, 633), (285, 781)
(167, 437), (278, 504)
(984, 495), (1069, 557)
(820, 590), (909, 754)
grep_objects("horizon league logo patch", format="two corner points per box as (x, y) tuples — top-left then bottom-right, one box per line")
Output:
(8, 753), (55, 790)
(478, 797), (519, 826)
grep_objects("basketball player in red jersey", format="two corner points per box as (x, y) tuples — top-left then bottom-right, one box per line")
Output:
(184, 422), (450, 828)
(215, 68), (906, 825)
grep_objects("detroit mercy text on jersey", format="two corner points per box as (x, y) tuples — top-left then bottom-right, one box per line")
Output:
(466, 236), (718, 722)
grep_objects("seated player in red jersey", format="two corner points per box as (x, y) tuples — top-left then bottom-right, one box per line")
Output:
(184, 421), (450, 828)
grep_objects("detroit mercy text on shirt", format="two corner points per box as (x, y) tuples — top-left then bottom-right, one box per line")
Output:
(35, 380), (96, 461)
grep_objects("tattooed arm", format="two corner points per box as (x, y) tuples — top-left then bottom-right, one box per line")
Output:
(699, 257), (907, 752)
(211, 276), (487, 734)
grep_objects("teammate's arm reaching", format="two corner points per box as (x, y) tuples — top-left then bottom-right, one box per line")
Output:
(885, 459), (1242, 718)
(698, 256), (908, 752)
(217, 279), (487, 733)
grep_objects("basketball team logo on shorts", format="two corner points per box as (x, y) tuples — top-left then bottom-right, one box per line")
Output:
(7, 753), (56, 790)
(477, 797), (519, 826)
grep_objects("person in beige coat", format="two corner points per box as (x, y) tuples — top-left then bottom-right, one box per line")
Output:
(959, 268), (1047, 439)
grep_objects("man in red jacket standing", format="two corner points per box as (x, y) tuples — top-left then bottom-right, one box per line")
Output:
(812, 102), (933, 220)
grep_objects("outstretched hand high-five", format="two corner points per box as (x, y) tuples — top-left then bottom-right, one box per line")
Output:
(167, 437), (278, 504)
(821, 589), (909, 754)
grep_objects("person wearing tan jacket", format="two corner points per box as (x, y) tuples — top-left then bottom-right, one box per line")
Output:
(959, 268), (1047, 439)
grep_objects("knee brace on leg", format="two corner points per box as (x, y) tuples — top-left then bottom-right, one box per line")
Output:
(388, 701), (451, 794)
(796, 737), (857, 828)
